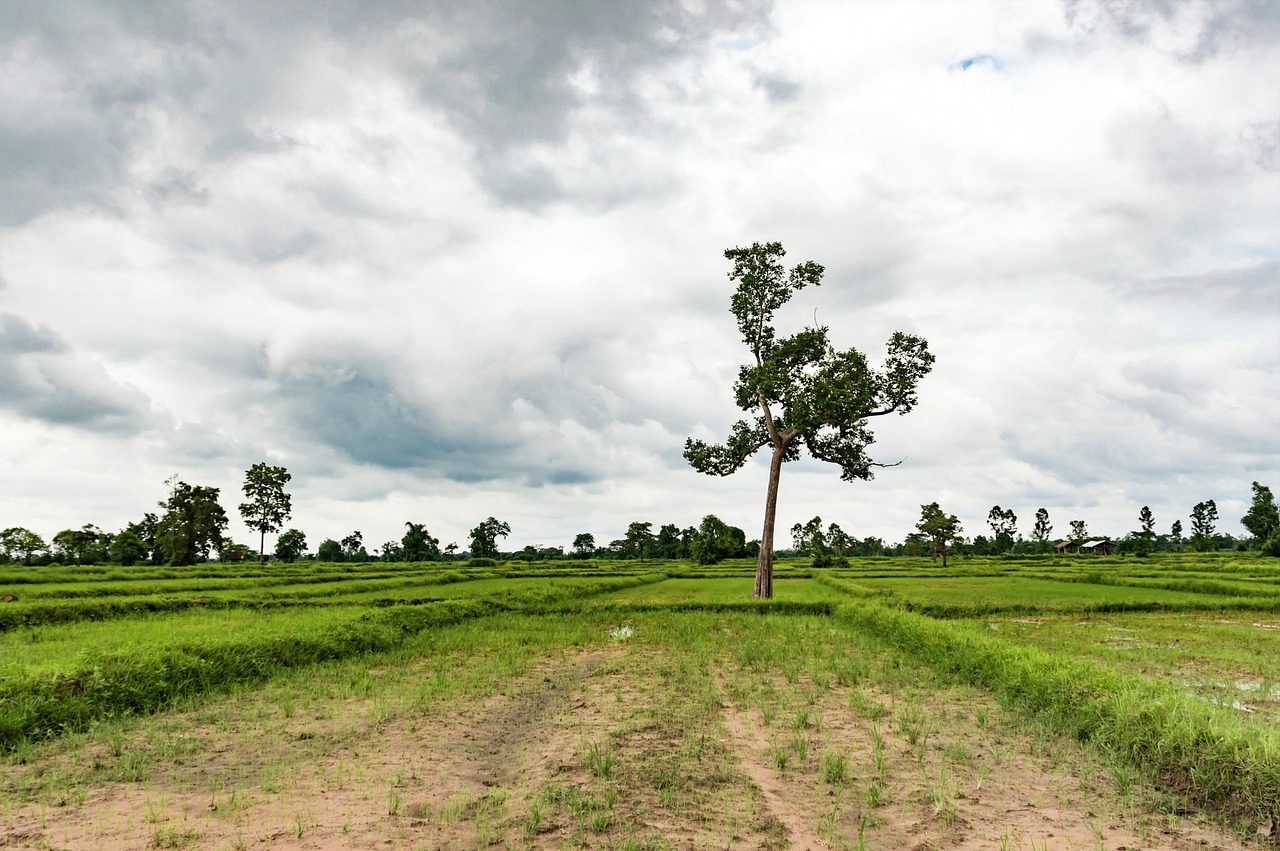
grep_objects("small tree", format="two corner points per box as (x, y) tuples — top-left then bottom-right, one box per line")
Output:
(316, 538), (343, 562)
(1069, 520), (1087, 546)
(1170, 519), (1183, 552)
(986, 505), (1017, 554)
(690, 514), (745, 565)
(623, 521), (656, 560)
(1190, 500), (1218, 552)
(239, 463), (292, 565)
(1135, 505), (1156, 558)
(275, 529), (307, 563)
(109, 529), (148, 566)
(1031, 508), (1052, 554)
(572, 533), (595, 559)
(684, 242), (934, 598)
(402, 522), (441, 562)
(917, 502), (962, 567)
(469, 517), (510, 560)
(340, 531), (367, 562)
(157, 478), (228, 566)
(1242, 482), (1279, 545)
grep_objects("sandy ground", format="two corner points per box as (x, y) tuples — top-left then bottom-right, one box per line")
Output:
(0, 632), (1262, 850)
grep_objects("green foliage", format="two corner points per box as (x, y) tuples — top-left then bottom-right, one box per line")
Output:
(916, 502), (961, 566)
(469, 517), (510, 560)
(1190, 500), (1219, 552)
(109, 530), (148, 566)
(467, 557), (499, 567)
(1135, 505), (1156, 557)
(790, 516), (849, 568)
(684, 241), (934, 597)
(51, 525), (109, 565)
(274, 529), (307, 563)
(238, 463), (292, 563)
(402, 522), (440, 562)
(315, 538), (343, 562)
(986, 505), (1017, 554)
(1242, 482), (1279, 544)
(156, 478), (228, 566)
(1031, 508), (1052, 553)
(0, 527), (46, 566)
(689, 515), (745, 565)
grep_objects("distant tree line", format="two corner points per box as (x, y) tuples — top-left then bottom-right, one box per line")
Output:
(1, 468), (1276, 567)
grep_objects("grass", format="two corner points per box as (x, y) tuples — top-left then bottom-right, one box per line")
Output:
(1, 554), (1277, 846)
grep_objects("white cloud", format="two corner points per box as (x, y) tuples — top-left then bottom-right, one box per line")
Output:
(0, 0), (1275, 551)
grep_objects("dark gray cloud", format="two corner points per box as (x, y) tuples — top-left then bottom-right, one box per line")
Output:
(0, 0), (774, 227)
(0, 312), (156, 433)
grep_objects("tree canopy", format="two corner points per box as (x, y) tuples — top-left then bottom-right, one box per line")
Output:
(156, 478), (228, 566)
(916, 502), (962, 567)
(239, 463), (292, 564)
(684, 241), (934, 597)
(469, 517), (510, 559)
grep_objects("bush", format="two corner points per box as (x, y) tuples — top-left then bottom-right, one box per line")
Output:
(1262, 530), (1280, 557)
(467, 557), (499, 567)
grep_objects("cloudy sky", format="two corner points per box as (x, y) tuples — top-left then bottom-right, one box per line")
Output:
(1, 0), (1277, 555)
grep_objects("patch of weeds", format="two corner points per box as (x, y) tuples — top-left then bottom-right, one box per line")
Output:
(822, 749), (849, 785)
(151, 826), (201, 848)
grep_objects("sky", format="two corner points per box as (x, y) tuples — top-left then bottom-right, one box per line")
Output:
(1, 0), (1277, 556)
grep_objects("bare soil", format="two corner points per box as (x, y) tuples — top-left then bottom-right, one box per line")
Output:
(0, 621), (1258, 851)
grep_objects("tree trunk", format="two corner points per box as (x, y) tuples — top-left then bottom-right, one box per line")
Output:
(754, 443), (787, 599)
(260, 529), (266, 564)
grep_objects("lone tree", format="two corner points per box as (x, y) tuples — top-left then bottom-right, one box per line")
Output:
(917, 502), (962, 567)
(986, 505), (1017, 554)
(684, 242), (934, 598)
(1031, 508), (1052, 554)
(157, 477), (228, 566)
(1135, 505), (1156, 557)
(1242, 482), (1279, 547)
(469, 517), (511, 559)
(239, 463), (292, 564)
(1190, 500), (1219, 552)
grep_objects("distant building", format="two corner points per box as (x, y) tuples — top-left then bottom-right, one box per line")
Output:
(1055, 539), (1117, 555)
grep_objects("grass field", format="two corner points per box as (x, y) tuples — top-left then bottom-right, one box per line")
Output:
(1, 553), (1277, 850)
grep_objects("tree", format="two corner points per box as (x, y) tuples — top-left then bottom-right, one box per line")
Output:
(655, 524), (681, 559)
(0, 527), (46, 565)
(444, 542), (459, 561)
(622, 521), (656, 560)
(1190, 500), (1219, 552)
(1135, 505), (1156, 558)
(341, 531), (368, 562)
(791, 516), (850, 568)
(916, 502), (962, 567)
(402, 522), (441, 562)
(572, 533), (596, 559)
(1069, 520), (1087, 545)
(1170, 519), (1183, 552)
(378, 541), (403, 562)
(156, 478), (228, 566)
(690, 514), (745, 565)
(275, 529), (307, 563)
(684, 242), (934, 598)
(109, 529), (148, 566)
(125, 513), (159, 564)
(986, 505), (1017, 554)
(239, 463), (292, 564)
(1242, 482), (1279, 544)
(316, 538), (343, 562)
(52, 524), (108, 565)
(469, 517), (510, 559)
(1031, 508), (1052, 554)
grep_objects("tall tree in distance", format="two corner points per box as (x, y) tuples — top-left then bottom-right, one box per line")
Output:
(402, 522), (440, 562)
(275, 529), (307, 563)
(239, 463), (292, 564)
(1170, 519), (1183, 552)
(986, 505), (1017, 554)
(469, 517), (510, 559)
(684, 242), (935, 598)
(1069, 520), (1087, 546)
(917, 502), (962, 568)
(1190, 500), (1219, 552)
(623, 521), (656, 560)
(1242, 482), (1279, 548)
(1031, 508), (1052, 554)
(157, 477), (228, 566)
(1136, 505), (1156, 557)
(572, 533), (596, 559)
